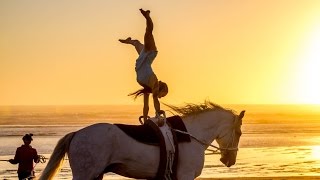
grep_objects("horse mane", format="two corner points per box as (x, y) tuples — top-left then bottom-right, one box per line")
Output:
(165, 100), (236, 117)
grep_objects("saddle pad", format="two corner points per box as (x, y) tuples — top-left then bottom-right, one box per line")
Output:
(115, 115), (191, 145)
(167, 116), (191, 142)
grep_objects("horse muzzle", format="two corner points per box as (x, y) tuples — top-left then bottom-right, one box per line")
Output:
(220, 156), (236, 167)
(220, 151), (236, 167)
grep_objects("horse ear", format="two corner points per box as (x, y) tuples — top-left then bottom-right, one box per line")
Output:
(239, 110), (245, 119)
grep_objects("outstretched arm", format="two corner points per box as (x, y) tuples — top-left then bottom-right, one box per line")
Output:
(9, 159), (18, 164)
(140, 9), (157, 52)
(119, 37), (144, 54)
(34, 151), (40, 163)
(143, 93), (150, 122)
(152, 81), (161, 114)
(9, 149), (19, 164)
(152, 93), (161, 114)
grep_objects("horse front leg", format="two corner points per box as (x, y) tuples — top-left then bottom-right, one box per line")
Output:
(177, 142), (205, 180)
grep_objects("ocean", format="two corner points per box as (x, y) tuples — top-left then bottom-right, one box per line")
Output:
(0, 104), (320, 179)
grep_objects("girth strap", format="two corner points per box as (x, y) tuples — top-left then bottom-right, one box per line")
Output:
(144, 120), (167, 180)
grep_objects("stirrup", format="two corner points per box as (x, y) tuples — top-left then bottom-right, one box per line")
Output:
(156, 110), (166, 119)
(139, 116), (150, 125)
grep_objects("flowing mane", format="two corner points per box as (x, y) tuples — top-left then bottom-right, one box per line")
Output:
(165, 100), (236, 117)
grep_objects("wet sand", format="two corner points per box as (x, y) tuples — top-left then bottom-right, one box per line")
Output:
(197, 177), (320, 180)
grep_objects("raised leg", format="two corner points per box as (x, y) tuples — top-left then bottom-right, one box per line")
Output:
(143, 92), (150, 122)
(140, 9), (157, 52)
(119, 37), (144, 54)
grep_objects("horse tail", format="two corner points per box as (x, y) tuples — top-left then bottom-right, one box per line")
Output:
(39, 132), (75, 180)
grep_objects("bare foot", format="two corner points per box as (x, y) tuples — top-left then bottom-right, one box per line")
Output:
(119, 37), (132, 44)
(139, 8), (150, 18)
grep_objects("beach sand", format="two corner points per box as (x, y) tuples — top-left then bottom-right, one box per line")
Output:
(1, 105), (320, 180)
(197, 177), (320, 180)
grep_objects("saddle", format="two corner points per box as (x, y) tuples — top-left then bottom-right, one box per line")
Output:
(115, 115), (191, 180)
(115, 116), (190, 145)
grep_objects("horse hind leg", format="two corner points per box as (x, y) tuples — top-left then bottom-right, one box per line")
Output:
(69, 124), (116, 180)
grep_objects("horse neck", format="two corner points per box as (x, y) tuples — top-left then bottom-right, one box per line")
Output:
(183, 110), (234, 145)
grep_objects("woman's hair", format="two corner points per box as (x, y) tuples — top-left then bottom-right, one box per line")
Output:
(128, 86), (152, 100)
(128, 81), (168, 100)
(23, 133), (33, 141)
(159, 81), (168, 97)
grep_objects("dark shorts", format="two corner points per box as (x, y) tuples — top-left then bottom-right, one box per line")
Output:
(18, 171), (34, 180)
(137, 73), (158, 92)
(138, 82), (152, 93)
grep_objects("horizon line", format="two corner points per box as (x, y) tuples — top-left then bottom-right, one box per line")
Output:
(1, 103), (320, 107)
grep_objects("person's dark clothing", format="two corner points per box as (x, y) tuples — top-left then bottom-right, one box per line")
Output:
(18, 171), (34, 180)
(10, 145), (38, 179)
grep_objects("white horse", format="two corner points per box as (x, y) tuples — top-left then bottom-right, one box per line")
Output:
(39, 101), (245, 180)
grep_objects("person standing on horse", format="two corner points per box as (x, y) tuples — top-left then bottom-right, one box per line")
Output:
(9, 133), (40, 180)
(119, 9), (168, 122)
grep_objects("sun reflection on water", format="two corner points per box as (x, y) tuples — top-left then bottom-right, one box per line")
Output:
(312, 145), (320, 160)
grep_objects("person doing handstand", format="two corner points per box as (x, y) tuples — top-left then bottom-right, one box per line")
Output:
(119, 9), (168, 122)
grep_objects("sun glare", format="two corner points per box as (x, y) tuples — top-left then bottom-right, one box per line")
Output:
(292, 25), (320, 104)
(312, 146), (320, 160)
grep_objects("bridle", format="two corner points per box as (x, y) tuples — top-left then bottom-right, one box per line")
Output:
(216, 125), (238, 152)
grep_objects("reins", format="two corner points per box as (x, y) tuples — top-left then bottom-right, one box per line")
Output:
(171, 128), (221, 153)
(171, 115), (239, 155)
(171, 128), (238, 155)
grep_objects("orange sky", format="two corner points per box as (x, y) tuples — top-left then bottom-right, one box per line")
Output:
(1, 0), (320, 105)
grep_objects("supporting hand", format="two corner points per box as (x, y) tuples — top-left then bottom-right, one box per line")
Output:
(156, 110), (166, 117)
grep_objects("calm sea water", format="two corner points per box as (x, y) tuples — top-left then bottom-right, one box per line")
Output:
(0, 104), (320, 179)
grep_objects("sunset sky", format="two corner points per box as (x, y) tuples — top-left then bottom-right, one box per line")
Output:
(1, 0), (320, 105)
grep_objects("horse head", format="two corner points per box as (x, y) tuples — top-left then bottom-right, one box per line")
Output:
(216, 110), (245, 167)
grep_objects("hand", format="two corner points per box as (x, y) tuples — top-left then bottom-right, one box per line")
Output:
(157, 118), (165, 127)
(156, 110), (165, 116)
(35, 155), (40, 163)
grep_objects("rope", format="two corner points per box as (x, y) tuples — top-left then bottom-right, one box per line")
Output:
(1, 155), (48, 163)
(33, 155), (47, 170)
(38, 155), (47, 163)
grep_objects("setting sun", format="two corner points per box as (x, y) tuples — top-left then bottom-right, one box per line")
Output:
(292, 24), (320, 104)
(312, 146), (320, 160)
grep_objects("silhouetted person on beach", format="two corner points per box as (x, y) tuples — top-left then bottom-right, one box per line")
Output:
(9, 133), (40, 180)
(119, 9), (168, 122)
